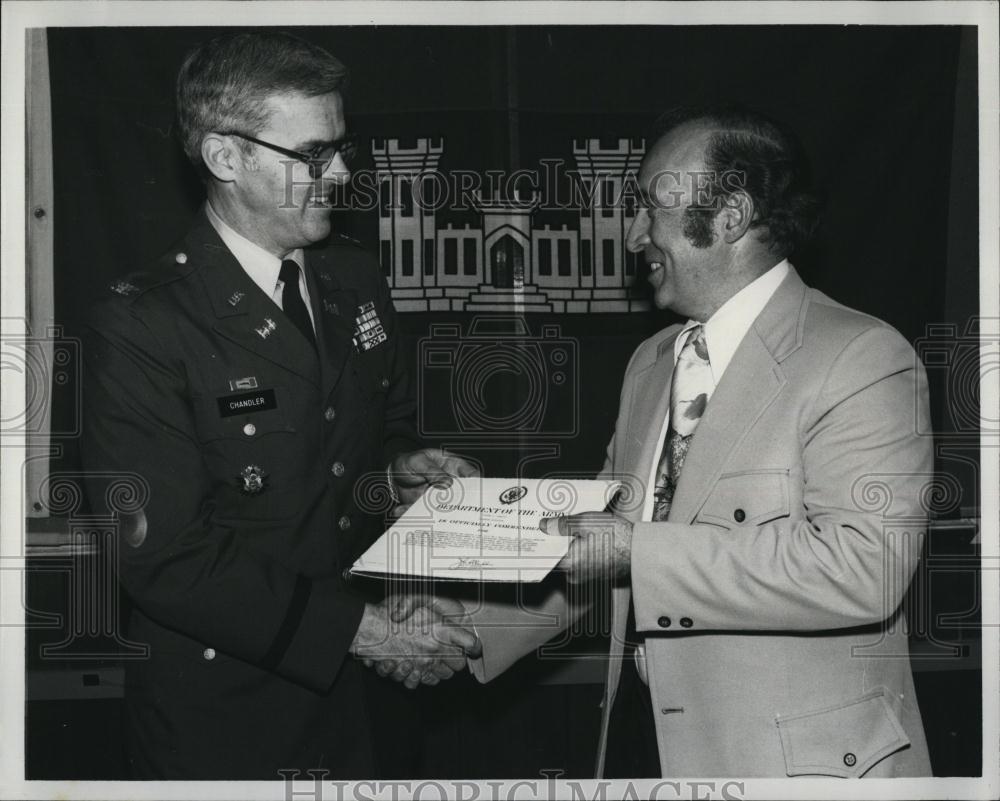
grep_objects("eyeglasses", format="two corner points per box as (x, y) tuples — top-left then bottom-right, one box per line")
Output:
(222, 131), (359, 178)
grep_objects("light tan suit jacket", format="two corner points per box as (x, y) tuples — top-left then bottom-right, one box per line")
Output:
(469, 267), (933, 778)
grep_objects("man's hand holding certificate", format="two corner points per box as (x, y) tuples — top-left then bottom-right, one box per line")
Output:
(352, 477), (621, 582)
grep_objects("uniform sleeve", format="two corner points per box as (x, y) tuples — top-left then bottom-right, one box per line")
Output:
(81, 301), (364, 693)
(630, 325), (933, 632)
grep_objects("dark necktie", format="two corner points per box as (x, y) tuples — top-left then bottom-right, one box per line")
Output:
(278, 260), (316, 351)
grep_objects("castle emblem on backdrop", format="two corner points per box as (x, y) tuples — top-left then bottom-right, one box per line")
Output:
(371, 137), (649, 313)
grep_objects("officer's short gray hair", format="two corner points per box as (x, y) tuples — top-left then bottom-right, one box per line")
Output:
(176, 31), (348, 177)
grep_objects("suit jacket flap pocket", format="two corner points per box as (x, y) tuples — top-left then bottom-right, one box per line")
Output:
(696, 469), (789, 528)
(776, 687), (911, 777)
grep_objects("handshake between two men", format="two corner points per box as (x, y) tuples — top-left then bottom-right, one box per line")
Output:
(346, 448), (635, 689)
(348, 448), (483, 690)
(350, 592), (480, 690)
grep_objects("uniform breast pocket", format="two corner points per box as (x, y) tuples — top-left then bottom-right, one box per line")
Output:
(695, 468), (790, 529)
(192, 387), (303, 523)
(193, 386), (297, 444)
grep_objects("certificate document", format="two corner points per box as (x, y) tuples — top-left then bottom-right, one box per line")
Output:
(350, 477), (621, 582)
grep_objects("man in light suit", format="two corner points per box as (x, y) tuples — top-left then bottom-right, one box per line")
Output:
(458, 107), (934, 778)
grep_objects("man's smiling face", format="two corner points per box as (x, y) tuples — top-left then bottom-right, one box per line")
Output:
(234, 90), (351, 255)
(626, 122), (727, 320)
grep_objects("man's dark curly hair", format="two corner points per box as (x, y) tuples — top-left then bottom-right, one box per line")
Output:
(650, 106), (823, 258)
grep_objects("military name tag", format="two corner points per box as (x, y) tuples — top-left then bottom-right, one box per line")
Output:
(217, 388), (277, 418)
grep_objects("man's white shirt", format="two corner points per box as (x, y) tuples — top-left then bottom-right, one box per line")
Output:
(206, 201), (316, 332)
(640, 259), (790, 521)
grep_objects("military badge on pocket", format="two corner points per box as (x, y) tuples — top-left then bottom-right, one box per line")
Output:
(238, 465), (268, 494)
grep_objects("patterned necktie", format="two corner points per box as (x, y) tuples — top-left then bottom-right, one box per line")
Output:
(652, 325), (713, 521)
(278, 260), (317, 351)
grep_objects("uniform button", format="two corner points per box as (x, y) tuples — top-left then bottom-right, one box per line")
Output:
(175, 252), (188, 264)
(657, 616), (671, 629)
(324, 406), (336, 422)
(380, 377), (390, 389)
(733, 508), (746, 523)
(203, 648), (216, 661)
(843, 752), (857, 767)
(338, 515), (351, 531)
(680, 617), (693, 628)
(331, 461), (345, 477)
(243, 423), (256, 436)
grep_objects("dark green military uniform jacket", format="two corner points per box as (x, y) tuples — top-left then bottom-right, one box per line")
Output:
(81, 208), (421, 778)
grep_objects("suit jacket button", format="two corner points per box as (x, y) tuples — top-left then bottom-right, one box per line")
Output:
(680, 617), (693, 628)
(657, 616), (671, 628)
(338, 515), (351, 531)
(843, 752), (857, 767)
(331, 461), (345, 477)
(203, 648), (216, 661)
(324, 406), (336, 422)
(733, 508), (746, 522)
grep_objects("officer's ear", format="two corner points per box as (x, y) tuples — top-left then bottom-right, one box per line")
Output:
(201, 134), (242, 183)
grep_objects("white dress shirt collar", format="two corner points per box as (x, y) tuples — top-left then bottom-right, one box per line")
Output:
(205, 201), (304, 299)
(673, 259), (790, 384)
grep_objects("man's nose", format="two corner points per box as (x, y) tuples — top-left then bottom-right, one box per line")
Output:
(322, 151), (352, 184)
(625, 210), (650, 253)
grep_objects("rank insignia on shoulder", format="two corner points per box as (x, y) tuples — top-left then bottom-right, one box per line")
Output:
(229, 376), (259, 391)
(228, 291), (245, 307)
(238, 464), (267, 494)
(109, 280), (139, 296)
(322, 299), (339, 316)
(352, 301), (387, 352)
(255, 318), (277, 339)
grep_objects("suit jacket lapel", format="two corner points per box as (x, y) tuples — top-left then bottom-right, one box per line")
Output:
(616, 327), (682, 521)
(306, 247), (356, 401)
(667, 268), (809, 524)
(188, 210), (320, 387)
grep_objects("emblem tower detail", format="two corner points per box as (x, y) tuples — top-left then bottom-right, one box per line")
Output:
(372, 138), (444, 295)
(572, 138), (644, 296)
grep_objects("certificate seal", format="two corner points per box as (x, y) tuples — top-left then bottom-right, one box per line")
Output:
(499, 486), (528, 505)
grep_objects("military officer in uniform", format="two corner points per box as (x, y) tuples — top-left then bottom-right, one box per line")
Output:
(81, 31), (480, 779)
